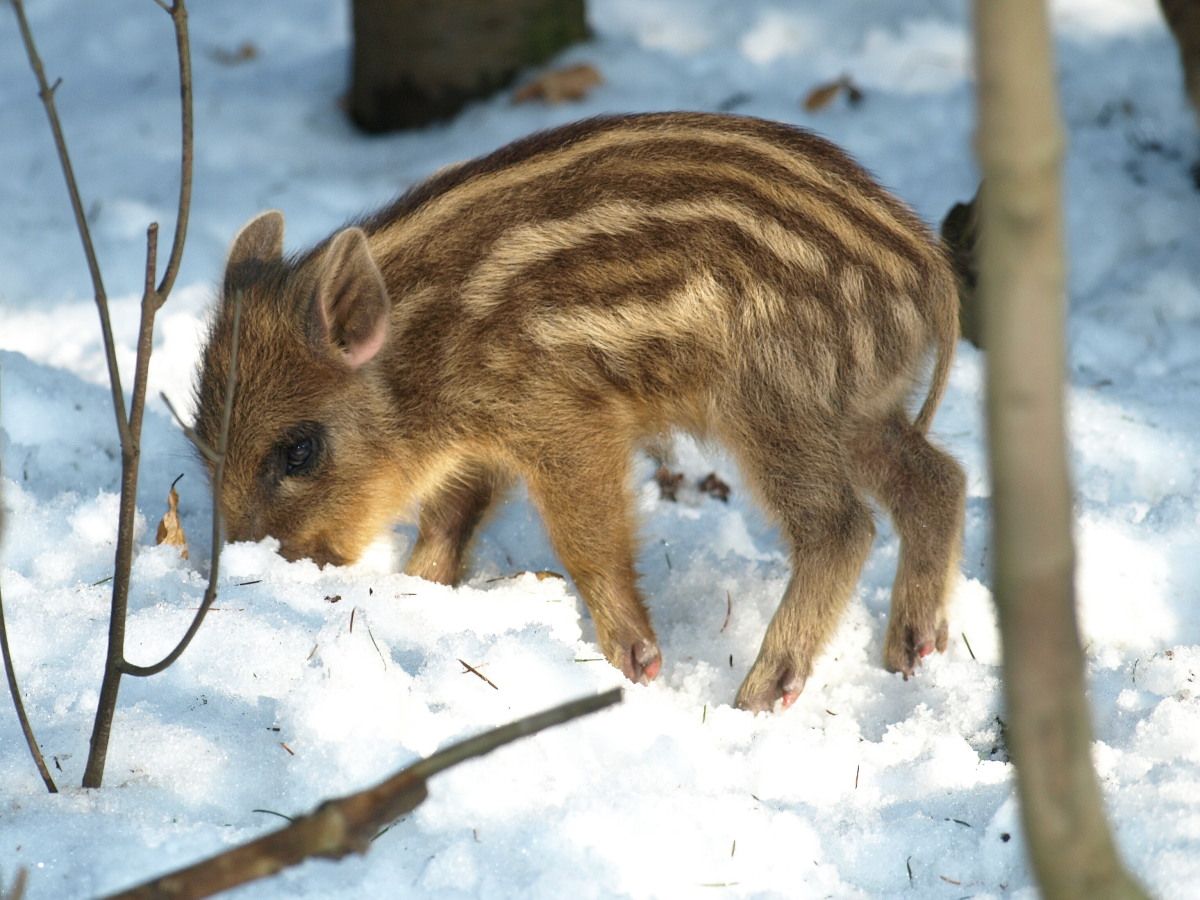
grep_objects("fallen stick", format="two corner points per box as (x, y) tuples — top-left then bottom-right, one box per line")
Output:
(103, 687), (622, 900)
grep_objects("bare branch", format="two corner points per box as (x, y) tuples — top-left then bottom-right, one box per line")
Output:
(0, 134), (58, 805)
(160, 395), (219, 465)
(153, 0), (193, 303)
(0, 589), (57, 794)
(143, 222), (159, 299)
(459, 658), (500, 689)
(81, 0), (195, 789)
(102, 689), (622, 900)
(125, 223), (161, 452)
(0, 455), (58, 792)
(13, 0), (197, 790)
(405, 687), (621, 780)
(123, 295), (241, 678)
(83, 222), (167, 787)
(2, 868), (29, 900)
(10, 0), (129, 441)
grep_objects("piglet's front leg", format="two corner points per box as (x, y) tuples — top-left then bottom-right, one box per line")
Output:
(574, 567), (663, 684)
(405, 464), (504, 586)
(521, 434), (662, 685)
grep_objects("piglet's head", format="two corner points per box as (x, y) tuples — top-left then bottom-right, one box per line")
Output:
(192, 210), (400, 567)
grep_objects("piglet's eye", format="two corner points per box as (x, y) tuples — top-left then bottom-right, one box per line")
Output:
(285, 437), (315, 476)
(274, 422), (324, 480)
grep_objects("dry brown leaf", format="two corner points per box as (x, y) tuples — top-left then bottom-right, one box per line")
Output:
(513, 63), (603, 104)
(699, 472), (731, 503)
(655, 465), (685, 502)
(210, 41), (259, 66)
(804, 80), (844, 112)
(803, 75), (864, 112)
(155, 476), (189, 559)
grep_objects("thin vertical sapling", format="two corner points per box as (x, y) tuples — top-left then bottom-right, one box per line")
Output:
(9, 0), (237, 790)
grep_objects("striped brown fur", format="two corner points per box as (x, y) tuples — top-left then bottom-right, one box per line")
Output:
(193, 112), (966, 712)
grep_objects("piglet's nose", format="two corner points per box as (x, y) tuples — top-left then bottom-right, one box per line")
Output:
(223, 517), (267, 547)
(279, 538), (345, 568)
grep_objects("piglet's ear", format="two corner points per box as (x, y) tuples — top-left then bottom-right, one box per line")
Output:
(312, 227), (390, 369)
(228, 210), (285, 268)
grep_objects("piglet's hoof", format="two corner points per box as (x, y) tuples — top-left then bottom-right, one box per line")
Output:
(734, 665), (807, 714)
(617, 639), (662, 685)
(884, 619), (949, 679)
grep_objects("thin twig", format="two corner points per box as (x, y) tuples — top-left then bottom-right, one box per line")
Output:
(153, 0), (193, 303)
(252, 809), (295, 823)
(79, 0), (195, 788)
(0, 370), (57, 793)
(122, 293), (240, 677)
(365, 624), (387, 671)
(161, 395), (219, 466)
(3, 869), (29, 900)
(404, 689), (621, 781)
(459, 658), (500, 690)
(10, 0), (128, 440)
(0, 580), (58, 794)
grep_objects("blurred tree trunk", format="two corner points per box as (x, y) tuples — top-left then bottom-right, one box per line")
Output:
(1160, 0), (1200, 121)
(349, 0), (588, 133)
(973, 1), (1152, 898)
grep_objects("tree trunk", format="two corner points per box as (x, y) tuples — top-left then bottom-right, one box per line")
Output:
(349, 0), (588, 133)
(973, 1), (1151, 897)
(1160, 0), (1200, 122)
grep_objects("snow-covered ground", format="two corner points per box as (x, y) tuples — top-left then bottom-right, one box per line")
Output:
(3, 0), (1199, 897)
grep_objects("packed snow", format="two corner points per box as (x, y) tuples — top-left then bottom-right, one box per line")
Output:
(2, 0), (1199, 897)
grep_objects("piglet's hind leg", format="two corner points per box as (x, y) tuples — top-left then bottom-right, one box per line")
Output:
(727, 409), (876, 712)
(851, 411), (966, 677)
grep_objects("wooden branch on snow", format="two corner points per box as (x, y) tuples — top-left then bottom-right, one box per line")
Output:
(102, 688), (622, 900)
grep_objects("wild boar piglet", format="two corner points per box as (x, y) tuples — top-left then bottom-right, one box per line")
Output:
(193, 112), (966, 712)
